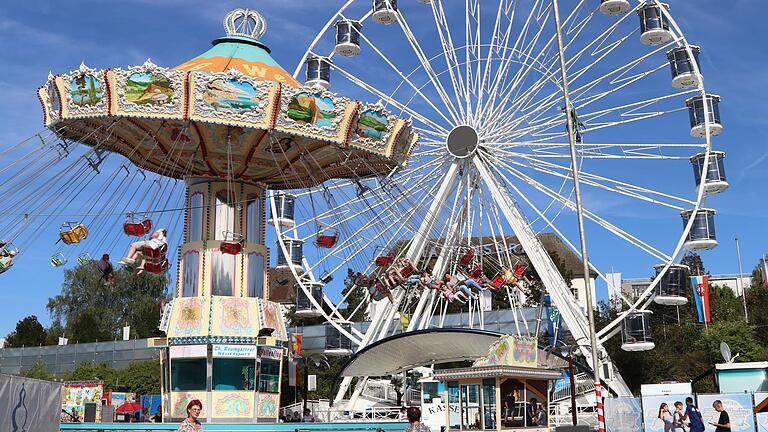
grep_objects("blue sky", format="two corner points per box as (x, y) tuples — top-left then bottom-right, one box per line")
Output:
(0, 0), (766, 336)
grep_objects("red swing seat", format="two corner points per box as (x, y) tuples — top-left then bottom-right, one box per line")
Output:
(220, 242), (243, 255)
(315, 234), (338, 249)
(513, 264), (527, 278)
(144, 258), (169, 275)
(459, 248), (474, 266)
(491, 274), (505, 289)
(375, 255), (392, 267)
(399, 264), (415, 279)
(470, 264), (482, 278)
(142, 243), (168, 260)
(124, 219), (153, 237)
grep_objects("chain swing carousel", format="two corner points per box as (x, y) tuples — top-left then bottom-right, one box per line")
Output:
(27, 8), (416, 423)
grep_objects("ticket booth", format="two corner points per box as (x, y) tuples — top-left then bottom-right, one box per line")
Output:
(433, 336), (563, 432)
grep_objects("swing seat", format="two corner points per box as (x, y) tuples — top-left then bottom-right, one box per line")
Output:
(470, 264), (482, 278)
(459, 248), (474, 266)
(375, 256), (392, 267)
(60, 223), (88, 244)
(220, 241), (243, 255)
(491, 274), (505, 289)
(144, 258), (169, 275)
(0, 257), (13, 273)
(77, 253), (91, 266)
(141, 243), (168, 260)
(124, 219), (153, 237)
(400, 265), (415, 279)
(369, 281), (388, 302)
(0, 242), (17, 257)
(51, 254), (68, 268)
(315, 234), (338, 249)
(513, 264), (526, 278)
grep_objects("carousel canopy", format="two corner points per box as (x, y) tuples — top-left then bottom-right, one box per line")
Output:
(38, 9), (417, 189)
(335, 329), (566, 377)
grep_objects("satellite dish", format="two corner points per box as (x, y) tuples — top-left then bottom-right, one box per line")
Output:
(720, 342), (739, 363)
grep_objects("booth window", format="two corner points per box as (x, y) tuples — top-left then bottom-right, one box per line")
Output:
(247, 253), (264, 298)
(213, 358), (256, 390)
(448, 381), (460, 430)
(182, 251), (199, 297)
(482, 378), (496, 430)
(211, 251), (235, 296)
(246, 196), (261, 244)
(422, 382), (440, 404)
(171, 358), (207, 391)
(258, 359), (280, 393)
(214, 192), (235, 241)
(461, 384), (481, 430)
(188, 193), (204, 242)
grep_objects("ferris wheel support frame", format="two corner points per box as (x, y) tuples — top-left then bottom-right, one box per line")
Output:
(335, 161), (462, 406)
(472, 153), (632, 397)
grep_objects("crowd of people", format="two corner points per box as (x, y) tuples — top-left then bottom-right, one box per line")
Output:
(279, 408), (316, 423)
(355, 255), (533, 305)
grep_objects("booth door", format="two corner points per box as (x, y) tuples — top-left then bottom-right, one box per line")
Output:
(461, 384), (481, 430)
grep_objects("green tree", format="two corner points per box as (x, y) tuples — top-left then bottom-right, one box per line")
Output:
(118, 361), (161, 394)
(390, 374), (405, 406)
(21, 360), (53, 381)
(5, 315), (47, 348)
(708, 285), (743, 323)
(697, 321), (765, 364)
(47, 261), (169, 342)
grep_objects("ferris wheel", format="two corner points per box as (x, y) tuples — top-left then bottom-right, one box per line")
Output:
(269, 0), (726, 399)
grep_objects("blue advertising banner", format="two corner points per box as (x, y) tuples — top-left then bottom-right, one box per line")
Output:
(641, 394), (692, 432)
(605, 397), (643, 432)
(544, 295), (561, 346)
(697, 393), (755, 432)
(755, 393), (768, 432)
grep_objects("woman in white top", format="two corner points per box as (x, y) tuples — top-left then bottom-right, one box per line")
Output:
(120, 229), (167, 265)
(659, 403), (674, 432)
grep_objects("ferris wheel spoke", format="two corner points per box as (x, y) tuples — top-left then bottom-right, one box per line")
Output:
(354, 31), (456, 127)
(491, 157), (671, 262)
(487, 141), (705, 160)
(394, 9), (463, 124)
(300, 162), (449, 276)
(328, 61), (449, 135)
(429, 0), (468, 119)
(500, 153), (695, 210)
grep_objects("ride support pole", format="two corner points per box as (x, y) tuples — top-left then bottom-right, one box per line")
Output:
(551, 1), (604, 431)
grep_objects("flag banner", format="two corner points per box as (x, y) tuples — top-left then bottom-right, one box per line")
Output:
(544, 295), (561, 346)
(290, 333), (303, 359)
(606, 272), (622, 300)
(691, 275), (711, 323)
(288, 359), (297, 387)
(761, 257), (768, 287)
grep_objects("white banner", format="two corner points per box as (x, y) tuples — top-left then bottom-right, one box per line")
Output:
(480, 290), (493, 312)
(0, 373), (63, 432)
(212, 344), (258, 358)
(169, 344), (207, 359)
(122, 326), (130, 341)
(606, 272), (622, 300)
(604, 397), (642, 432)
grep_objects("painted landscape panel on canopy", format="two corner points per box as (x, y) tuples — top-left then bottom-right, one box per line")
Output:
(203, 78), (262, 111)
(356, 109), (388, 141)
(70, 74), (104, 106)
(125, 72), (174, 105)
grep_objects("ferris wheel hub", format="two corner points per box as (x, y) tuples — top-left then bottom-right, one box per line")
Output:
(446, 125), (479, 159)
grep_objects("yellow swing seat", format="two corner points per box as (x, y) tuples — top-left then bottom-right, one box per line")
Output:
(59, 223), (89, 244)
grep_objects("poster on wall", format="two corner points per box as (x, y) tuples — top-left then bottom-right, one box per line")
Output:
(755, 392), (768, 432)
(697, 393), (755, 432)
(604, 397), (643, 432)
(641, 394), (692, 432)
(61, 383), (104, 422)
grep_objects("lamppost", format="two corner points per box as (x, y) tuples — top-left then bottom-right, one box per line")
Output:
(299, 353), (329, 414)
(546, 344), (579, 427)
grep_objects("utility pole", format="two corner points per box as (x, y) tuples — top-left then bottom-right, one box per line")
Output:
(551, 1), (604, 431)
(735, 237), (748, 323)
